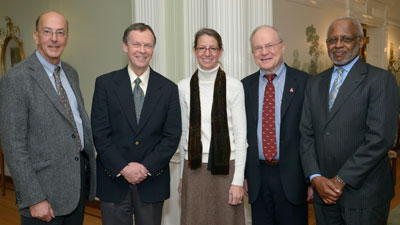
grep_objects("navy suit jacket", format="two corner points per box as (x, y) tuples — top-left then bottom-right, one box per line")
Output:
(91, 67), (181, 203)
(242, 65), (310, 205)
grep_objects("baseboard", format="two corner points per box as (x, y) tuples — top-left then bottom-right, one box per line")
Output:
(2, 175), (101, 218)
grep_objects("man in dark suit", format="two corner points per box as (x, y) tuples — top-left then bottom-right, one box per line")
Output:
(0, 11), (96, 225)
(300, 17), (399, 225)
(91, 23), (181, 225)
(242, 25), (311, 225)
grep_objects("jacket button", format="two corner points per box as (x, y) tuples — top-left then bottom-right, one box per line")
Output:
(326, 132), (331, 135)
(72, 134), (76, 139)
(135, 141), (139, 145)
(75, 157), (79, 161)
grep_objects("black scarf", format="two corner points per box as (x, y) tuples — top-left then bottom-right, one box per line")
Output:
(188, 67), (231, 175)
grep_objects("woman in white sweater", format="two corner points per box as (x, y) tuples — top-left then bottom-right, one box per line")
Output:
(177, 28), (247, 225)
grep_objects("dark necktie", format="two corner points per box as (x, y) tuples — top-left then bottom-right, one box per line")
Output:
(262, 74), (277, 161)
(53, 66), (82, 151)
(133, 78), (144, 123)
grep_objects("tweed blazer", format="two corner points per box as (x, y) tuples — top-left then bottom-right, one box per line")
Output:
(300, 58), (399, 207)
(0, 53), (96, 217)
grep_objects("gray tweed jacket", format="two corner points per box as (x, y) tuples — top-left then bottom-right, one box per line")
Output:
(0, 53), (96, 217)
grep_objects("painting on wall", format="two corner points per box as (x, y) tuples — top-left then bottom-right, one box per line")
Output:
(291, 24), (325, 76)
(388, 43), (400, 87)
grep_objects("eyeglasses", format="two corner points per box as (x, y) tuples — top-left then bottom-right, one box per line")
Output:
(253, 41), (282, 53)
(195, 46), (220, 54)
(40, 29), (67, 38)
(326, 35), (360, 45)
(131, 42), (154, 50)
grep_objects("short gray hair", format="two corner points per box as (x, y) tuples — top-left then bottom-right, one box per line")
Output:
(249, 25), (284, 48)
(326, 16), (364, 38)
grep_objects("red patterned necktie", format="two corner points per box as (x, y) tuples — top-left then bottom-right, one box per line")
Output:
(262, 74), (276, 161)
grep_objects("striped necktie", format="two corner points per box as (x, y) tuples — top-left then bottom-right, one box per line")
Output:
(329, 67), (344, 110)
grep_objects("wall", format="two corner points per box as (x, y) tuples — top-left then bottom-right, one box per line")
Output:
(273, 0), (345, 75)
(0, 0), (132, 115)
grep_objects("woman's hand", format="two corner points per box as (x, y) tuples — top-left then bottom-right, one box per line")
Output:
(229, 185), (244, 205)
(178, 179), (183, 196)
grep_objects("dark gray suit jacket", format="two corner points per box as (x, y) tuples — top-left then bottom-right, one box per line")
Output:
(300, 58), (399, 207)
(0, 53), (96, 217)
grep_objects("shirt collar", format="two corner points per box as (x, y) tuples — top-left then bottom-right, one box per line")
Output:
(127, 66), (150, 87)
(333, 56), (359, 73)
(35, 50), (62, 74)
(259, 62), (285, 79)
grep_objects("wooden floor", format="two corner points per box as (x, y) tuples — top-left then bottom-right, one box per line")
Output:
(0, 159), (399, 225)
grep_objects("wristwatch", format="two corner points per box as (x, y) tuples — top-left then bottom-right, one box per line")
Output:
(336, 175), (345, 185)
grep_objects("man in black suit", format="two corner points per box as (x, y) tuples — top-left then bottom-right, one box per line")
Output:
(300, 17), (399, 225)
(242, 25), (311, 225)
(91, 23), (181, 225)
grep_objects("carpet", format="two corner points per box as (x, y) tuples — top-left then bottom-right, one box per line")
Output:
(388, 205), (400, 225)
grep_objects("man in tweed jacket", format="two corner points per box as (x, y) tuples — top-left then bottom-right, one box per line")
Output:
(0, 11), (96, 224)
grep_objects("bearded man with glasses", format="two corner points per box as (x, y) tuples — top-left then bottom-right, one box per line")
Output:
(300, 16), (399, 225)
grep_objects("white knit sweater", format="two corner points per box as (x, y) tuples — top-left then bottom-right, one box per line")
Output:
(178, 65), (248, 186)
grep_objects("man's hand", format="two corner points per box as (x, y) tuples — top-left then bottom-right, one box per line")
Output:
(312, 176), (342, 205)
(120, 162), (149, 184)
(229, 185), (244, 206)
(307, 185), (314, 203)
(243, 179), (249, 197)
(29, 200), (55, 222)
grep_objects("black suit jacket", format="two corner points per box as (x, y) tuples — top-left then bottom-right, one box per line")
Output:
(242, 65), (310, 205)
(300, 58), (399, 207)
(91, 67), (181, 203)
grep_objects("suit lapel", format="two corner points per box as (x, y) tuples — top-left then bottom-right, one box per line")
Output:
(28, 54), (73, 125)
(327, 59), (366, 123)
(63, 64), (86, 119)
(248, 72), (260, 123)
(319, 68), (332, 123)
(113, 67), (138, 132)
(136, 69), (163, 133)
(281, 66), (298, 119)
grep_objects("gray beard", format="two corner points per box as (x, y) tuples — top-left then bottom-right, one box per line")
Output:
(329, 44), (360, 66)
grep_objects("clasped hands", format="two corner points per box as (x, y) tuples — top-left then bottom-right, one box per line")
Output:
(120, 162), (149, 184)
(312, 175), (345, 205)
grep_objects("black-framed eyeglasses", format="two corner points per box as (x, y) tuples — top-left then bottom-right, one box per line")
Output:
(326, 35), (361, 45)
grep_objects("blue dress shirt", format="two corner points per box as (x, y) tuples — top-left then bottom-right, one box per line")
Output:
(257, 62), (286, 160)
(35, 50), (84, 150)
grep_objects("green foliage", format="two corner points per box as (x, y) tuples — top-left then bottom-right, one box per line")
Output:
(291, 24), (324, 76)
(292, 49), (301, 69)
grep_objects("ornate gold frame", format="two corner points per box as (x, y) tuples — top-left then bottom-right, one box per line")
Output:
(1, 16), (25, 75)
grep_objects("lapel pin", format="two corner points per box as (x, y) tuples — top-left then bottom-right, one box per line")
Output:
(289, 88), (294, 92)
